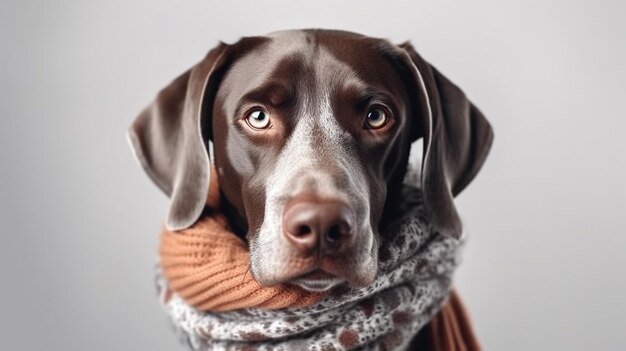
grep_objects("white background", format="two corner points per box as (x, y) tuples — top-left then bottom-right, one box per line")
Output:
(1, 1), (625, 350)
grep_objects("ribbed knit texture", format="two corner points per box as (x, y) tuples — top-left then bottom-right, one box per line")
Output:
(159, 212), (324, 312)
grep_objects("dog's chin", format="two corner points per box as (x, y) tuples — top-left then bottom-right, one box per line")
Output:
(290, 277), (345, 292)
(287, 269), (346, 292)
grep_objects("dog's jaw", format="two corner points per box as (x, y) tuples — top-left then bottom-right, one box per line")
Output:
(290, 276), (346, 292)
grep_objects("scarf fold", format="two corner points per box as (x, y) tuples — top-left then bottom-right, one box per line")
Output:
(159, 212), (323, 311)
(157, 186), (473, 350)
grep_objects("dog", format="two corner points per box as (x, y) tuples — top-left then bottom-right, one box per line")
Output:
(129, 29), (493, 296)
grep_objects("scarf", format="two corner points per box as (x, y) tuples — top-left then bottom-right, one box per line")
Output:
(156, 186), (471, 350)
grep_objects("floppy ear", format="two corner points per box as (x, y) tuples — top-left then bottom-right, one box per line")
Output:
(127, 43), (229, 231)
(398, 42), (494, 239)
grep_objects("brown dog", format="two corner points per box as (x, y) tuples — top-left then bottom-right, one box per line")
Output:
(129, 29), (493, 294)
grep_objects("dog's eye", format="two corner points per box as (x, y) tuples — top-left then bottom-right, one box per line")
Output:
(364, 108), (388, 129)
(246, 109), (271, 129)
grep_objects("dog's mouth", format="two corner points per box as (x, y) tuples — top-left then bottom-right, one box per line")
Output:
(289, 269), (346, 292)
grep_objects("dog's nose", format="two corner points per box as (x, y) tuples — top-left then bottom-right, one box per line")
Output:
(282, 198), (355, 255)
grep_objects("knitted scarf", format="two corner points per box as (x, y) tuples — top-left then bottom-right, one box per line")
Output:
(156, 186), (467, 350)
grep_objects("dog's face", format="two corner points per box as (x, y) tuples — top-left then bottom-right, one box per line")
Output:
(129, 29), (493, 292)
(212, 30), (412, 290)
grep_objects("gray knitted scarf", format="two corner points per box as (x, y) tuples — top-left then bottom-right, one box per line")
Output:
(155, 186), (464, 351)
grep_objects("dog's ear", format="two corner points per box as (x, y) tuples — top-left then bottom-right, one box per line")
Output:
(127, 43), (230, 231)
(397, 42), (494, 239)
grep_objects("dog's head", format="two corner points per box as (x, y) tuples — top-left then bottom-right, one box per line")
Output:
(129, 29), (493, 292)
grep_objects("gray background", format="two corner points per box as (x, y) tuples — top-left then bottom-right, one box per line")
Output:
(1, 0), (624, 350)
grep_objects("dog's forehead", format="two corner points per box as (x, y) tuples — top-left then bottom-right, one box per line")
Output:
(217, 30), (402, 115)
